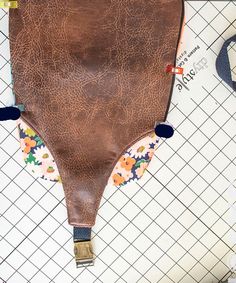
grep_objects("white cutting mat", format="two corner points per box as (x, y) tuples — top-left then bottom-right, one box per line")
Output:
(0, 1), (236, 283)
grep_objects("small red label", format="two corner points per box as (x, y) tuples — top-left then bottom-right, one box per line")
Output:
(166, 65), (183, 75)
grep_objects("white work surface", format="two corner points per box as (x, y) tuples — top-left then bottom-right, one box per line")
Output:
(0, 1), (236, 283)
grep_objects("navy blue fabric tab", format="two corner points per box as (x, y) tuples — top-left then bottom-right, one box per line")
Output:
(155, 123), (174, 139)
(216, 34), (236, 91)
(0, 106), (21, 121)
(73, 227), (91, 241)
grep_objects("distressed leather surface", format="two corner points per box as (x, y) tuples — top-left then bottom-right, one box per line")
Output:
(10, 0), (184, 227)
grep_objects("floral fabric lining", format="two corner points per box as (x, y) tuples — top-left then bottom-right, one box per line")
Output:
(18, 120), (159, 187)
(109, 134), (159, 186)
(19, 121), (61, 182)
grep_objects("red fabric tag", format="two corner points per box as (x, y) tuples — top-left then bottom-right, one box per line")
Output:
(166, 65), (183, 75)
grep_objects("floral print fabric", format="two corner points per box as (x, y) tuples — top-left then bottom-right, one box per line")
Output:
(109, 133), (159, 186)
(18, 120), (61, 182)
(18, 120), (159, 186)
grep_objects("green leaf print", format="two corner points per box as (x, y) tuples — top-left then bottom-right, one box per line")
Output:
(135, 159), (148, 168)
(34, 136), (43, 146)
(26, 152), (41, 165)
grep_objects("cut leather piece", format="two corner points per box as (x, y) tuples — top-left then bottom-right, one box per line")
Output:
(10, 0), (184, 227)
(18, 119), (158, 186)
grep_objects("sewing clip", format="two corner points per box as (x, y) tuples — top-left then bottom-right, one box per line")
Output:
(0, 1), (18, 8)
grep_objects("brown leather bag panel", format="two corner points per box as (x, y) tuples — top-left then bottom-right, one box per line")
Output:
(10, 0), (184, 227)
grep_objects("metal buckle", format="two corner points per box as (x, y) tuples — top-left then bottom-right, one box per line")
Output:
(74, 241), (94, 268)
(0, 1), (18, 8)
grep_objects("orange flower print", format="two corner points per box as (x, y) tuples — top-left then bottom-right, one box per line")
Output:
(136, 162), (148, 178)
(47, 166), (55, 174)
(42, 162), (60, 181)
(148, 148), (155, 160)
(112, 173), (125, 186)
(119, 156), (136, 171)
(23, 137), (36, 154)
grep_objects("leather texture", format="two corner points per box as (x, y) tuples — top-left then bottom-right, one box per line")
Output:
(10, 0), (184, 227)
